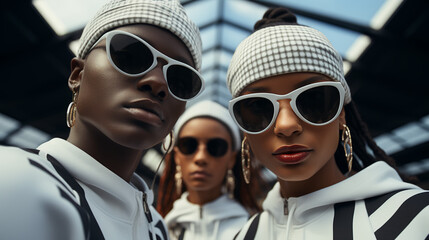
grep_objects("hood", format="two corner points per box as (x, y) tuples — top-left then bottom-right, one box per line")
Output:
(263, 161), (421, 225)
(165, 193), (248, 226)
(37, 138), (154, 221)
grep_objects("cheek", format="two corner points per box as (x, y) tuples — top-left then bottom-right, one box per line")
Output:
(311, 124), (340, 157)
(245, 133), (272, 163)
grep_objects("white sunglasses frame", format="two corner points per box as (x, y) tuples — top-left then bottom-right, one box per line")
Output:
(229, 81), (346, 134)
(90, 30), (204, 101)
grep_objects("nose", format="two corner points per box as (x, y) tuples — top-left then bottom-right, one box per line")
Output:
(136, 58), (169, 100)
(193, 143), (208, 166)
(273, 100), (303, 137)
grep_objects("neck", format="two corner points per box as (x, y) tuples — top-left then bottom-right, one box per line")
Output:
(186, 188), (223, 205)
(67, 123), (144, 182)
(278, 157), (346, 198)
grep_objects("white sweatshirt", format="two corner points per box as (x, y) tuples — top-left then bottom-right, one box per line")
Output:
(235, 161), (429, 240)
(165, 192), (249, 240)
(0, 138), (167, 240)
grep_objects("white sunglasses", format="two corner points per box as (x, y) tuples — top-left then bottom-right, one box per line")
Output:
(90, 30), (204, 101)
(229, 81), (345, 134)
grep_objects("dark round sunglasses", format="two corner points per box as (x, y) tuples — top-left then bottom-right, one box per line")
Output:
(229, 82), (345, 134)
(90, 30), (204, 101)
(176, 137), (229, 158)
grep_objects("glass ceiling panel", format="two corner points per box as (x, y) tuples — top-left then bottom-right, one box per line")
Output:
(223, 1), (267, 30)
(200, 25), (218, 51)
(260, 0), (400, 28)
(182, 0), (219, 27)
(33, 0), (108, 36)
(220, 24), (251, 52)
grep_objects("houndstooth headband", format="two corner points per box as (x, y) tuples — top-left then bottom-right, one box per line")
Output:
(227, 25), (351, 104)
(77, 0), (202, 70)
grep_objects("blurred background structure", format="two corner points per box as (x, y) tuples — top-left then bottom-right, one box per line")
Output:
(1, 0), (428, 189)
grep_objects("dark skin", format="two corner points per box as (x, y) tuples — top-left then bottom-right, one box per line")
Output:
(67, 24), (195, 181)
(242, 73), (346, 198)
(173, 118), (236, 205)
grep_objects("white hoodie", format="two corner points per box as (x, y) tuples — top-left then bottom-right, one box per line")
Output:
(235, 161), (429, 240)
(0, 138), (167, 240)
(165, 192), (249, 240)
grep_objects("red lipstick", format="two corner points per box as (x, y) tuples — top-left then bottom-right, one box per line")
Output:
(272, 145), (312, 164)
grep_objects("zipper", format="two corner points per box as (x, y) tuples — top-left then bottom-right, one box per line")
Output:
(143, 192), (153, 223)
(199, 206), (203, 219)
(284, 198), (289, 215)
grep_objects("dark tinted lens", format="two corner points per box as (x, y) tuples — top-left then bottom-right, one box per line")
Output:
(296, 86), (340, 124)
(207, 138), (228, 157)
(177, 137), (198, 155)
(233, 97), (274, 132)
(166, 65), (202, 100)
(110, 34), (153, 74)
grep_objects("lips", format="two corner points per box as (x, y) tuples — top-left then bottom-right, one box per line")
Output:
(190, 170), (211, 180)
(124, 99), (164, 126)
(272, 145), (313, 164)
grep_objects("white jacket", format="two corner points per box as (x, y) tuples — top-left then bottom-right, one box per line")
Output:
(165, 192), (249, 240)
(235, 161), (429, 240)
(0, 138), (167, 240)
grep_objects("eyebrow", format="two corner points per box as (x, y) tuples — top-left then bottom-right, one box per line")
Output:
(243, 75), (331, 94)
(295, 75), (331, 88)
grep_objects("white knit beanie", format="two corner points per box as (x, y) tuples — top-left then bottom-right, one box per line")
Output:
(227, 24), (351, 104)
(77, 0), (202, 70)
(173, 100), (241, 151)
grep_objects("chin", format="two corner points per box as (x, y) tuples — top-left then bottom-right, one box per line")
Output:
(276, 169), (316, 182)
(111, 131), (164, 150)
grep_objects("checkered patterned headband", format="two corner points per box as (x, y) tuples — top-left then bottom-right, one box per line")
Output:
(227, 25), (351, 104)
(77, 0), (202, 70)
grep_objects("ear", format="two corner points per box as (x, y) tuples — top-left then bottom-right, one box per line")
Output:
(68, 57), (84, 92)
(338, 108), (346, 130)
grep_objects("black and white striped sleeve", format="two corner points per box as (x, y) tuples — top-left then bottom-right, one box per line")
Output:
(0, 146), (86, 240)
(365, 189), (429, 239)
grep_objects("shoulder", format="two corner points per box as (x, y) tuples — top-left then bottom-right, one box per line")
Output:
(233, 211), (270, 240)
(150, 205), (169, 240)
(0, 146), (85, 240)
(0, 146), (76, 198)
(365, 189), (429, 239)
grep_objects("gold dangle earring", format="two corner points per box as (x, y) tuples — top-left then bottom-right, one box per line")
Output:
(175, 165), (182, 196)
(163, 131), (174, 153)
(241, 136), (251, 184)
(342, 124), (353, 174)
(66, 90), (78, 128)
(226, 169), (235, 199)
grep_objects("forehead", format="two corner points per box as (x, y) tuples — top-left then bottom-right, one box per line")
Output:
(110, 24), (195, 67)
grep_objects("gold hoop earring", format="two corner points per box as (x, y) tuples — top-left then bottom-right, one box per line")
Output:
(342, 124), (353, 174)
(66, 90), (78, 128)
(241, 136), (251, 184)
(175, 165), (182, 196)
(226, 169), (235, 199)
(163, 131), (174, 153)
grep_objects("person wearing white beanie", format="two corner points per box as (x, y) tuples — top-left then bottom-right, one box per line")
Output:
(227, 7), (429, 240)
(157, 100), (264, 240)
(0, 0), (203, 239)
